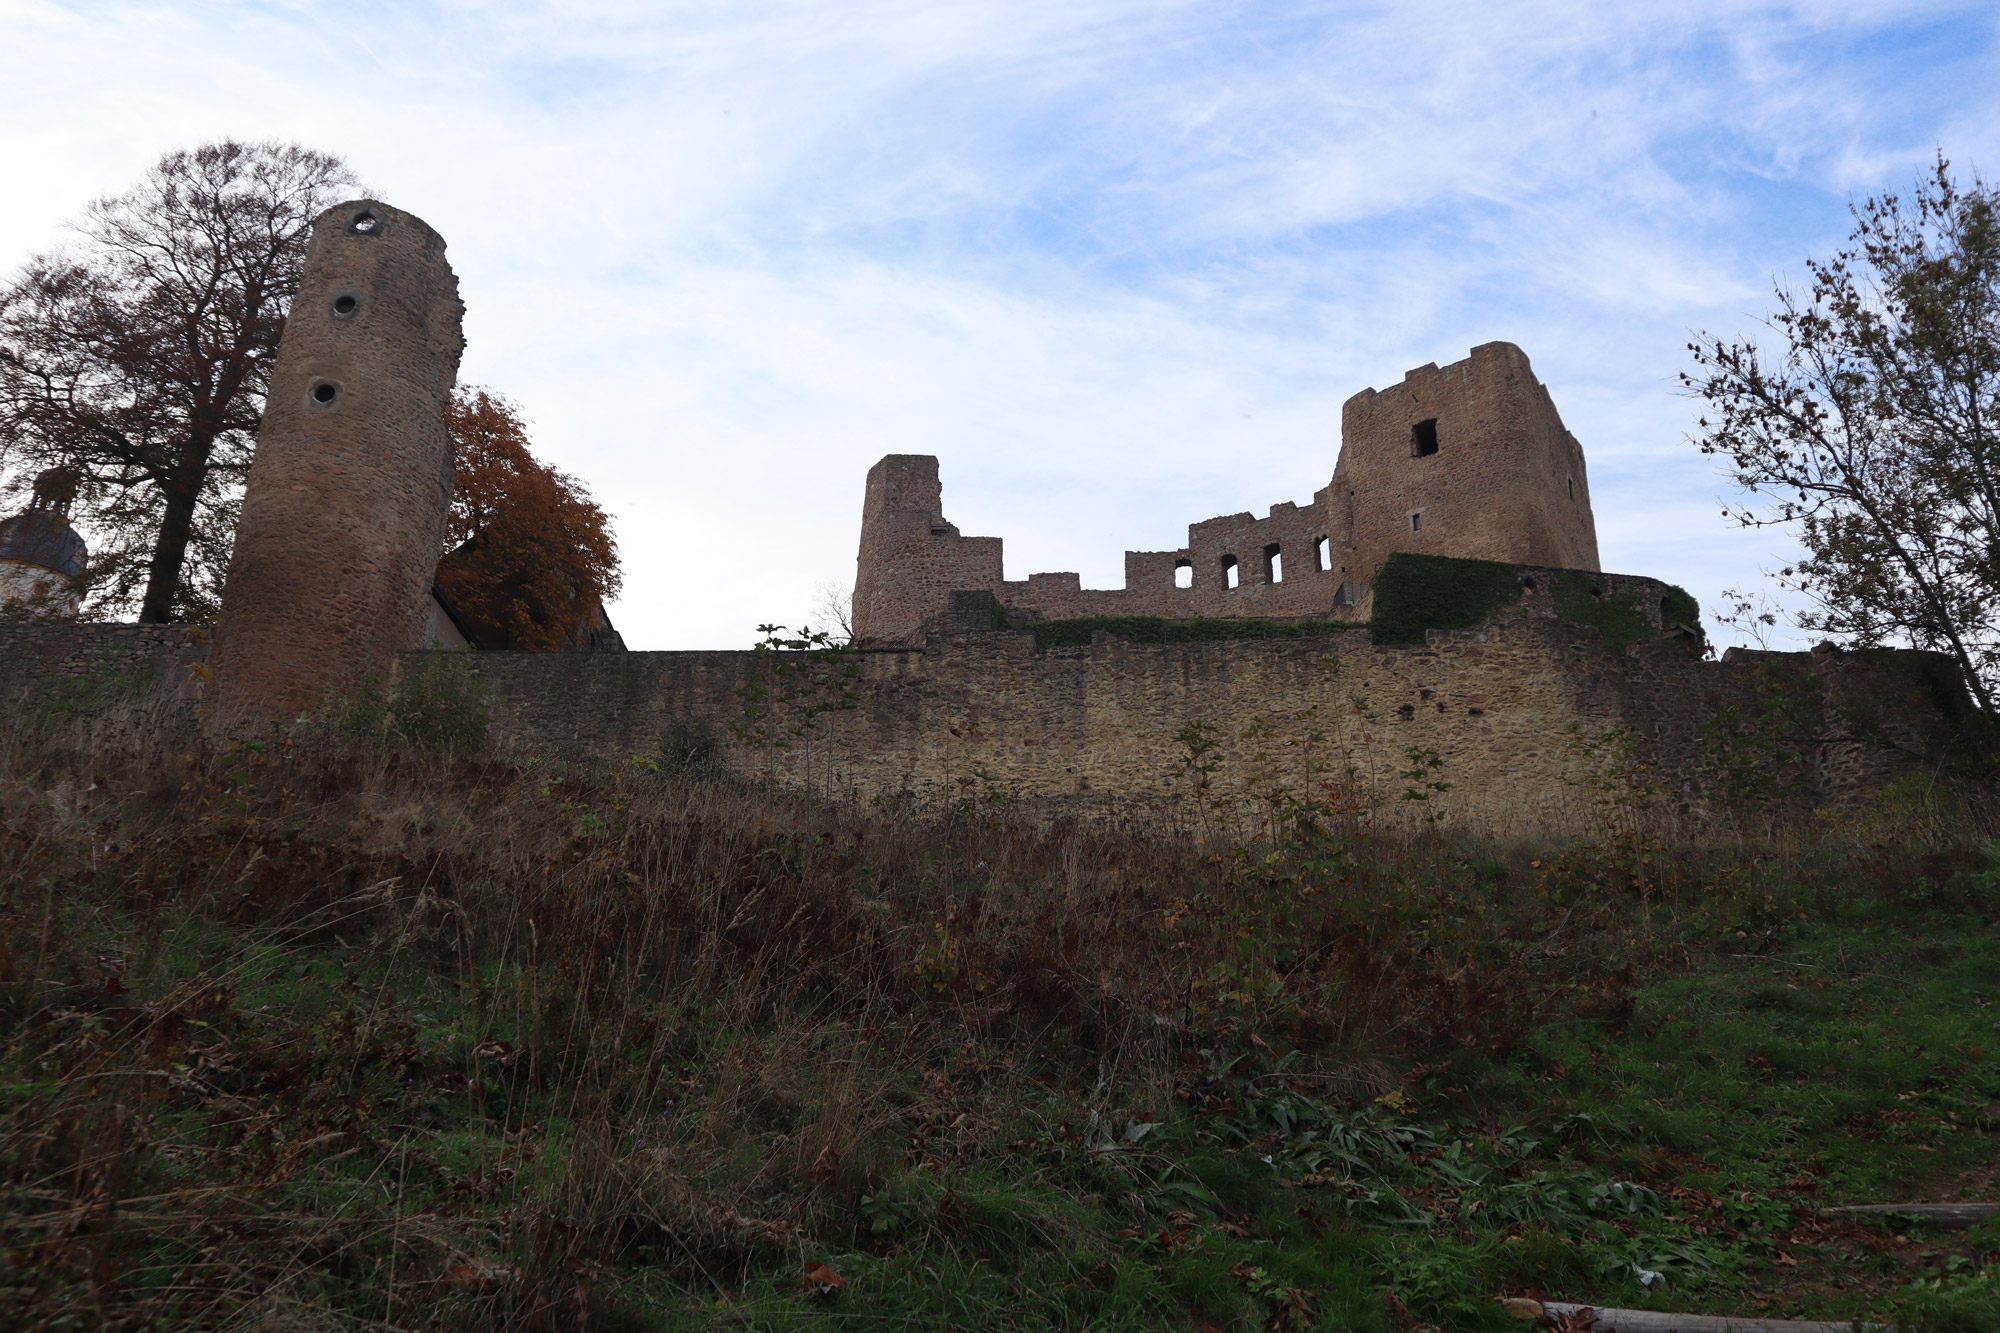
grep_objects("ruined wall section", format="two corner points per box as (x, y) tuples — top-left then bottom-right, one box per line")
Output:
(852, 455), (1003, 647)
(209, 200), (465, 722)
(849, 343), (1599, 646)
(457, 612), (1974, 834)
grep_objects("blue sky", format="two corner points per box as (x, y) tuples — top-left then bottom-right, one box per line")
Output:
(4, 0), (1997, 649)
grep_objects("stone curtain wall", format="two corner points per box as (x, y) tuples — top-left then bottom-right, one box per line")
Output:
(209, 200), (466, 723)
(0, 617), (1972, 834)
(0, 623), (204, 676)
(0, 624), (208, 710)
(456, 612), (1976, 835)
(851, 342), (1599, 647)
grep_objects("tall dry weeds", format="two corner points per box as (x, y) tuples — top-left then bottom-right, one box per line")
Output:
(0, 687), (1971, 1329)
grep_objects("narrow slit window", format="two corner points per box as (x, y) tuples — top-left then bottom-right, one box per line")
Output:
(1173, 559), (1193, 589)
(1263, 543), (1282, 584)
(1567, 475), (1575, 500)
(1412, 419), (1439, 457)
(1315, 536), (1331, 571)
(1222, 555), (1240, 589)
(1410, 512), (1423, 533)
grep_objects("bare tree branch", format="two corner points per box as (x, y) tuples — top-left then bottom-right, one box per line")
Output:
(1685, 155), (2000, 713)
(0, 142), (361, 622)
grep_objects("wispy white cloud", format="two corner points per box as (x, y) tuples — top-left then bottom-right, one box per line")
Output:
(2, 0), (1996, 649)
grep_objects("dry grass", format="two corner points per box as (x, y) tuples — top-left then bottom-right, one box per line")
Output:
(0, 683), (1987, 1330)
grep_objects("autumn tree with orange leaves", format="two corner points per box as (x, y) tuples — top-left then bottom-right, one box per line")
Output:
(436, 389), (620, 650)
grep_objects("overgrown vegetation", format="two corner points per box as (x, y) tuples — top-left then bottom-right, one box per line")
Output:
(436, 389), (622, 650)
(1552, 572), (1654, 656)
(0, 690), (1995, 1331)
(1370, 553), (1524, 646)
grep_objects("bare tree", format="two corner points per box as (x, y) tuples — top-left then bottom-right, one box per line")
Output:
(0, 142), (361, 621)
(809, 577), (855, 644)
(1685, 157), (2000, 713)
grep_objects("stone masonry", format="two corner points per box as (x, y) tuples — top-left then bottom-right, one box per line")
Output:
(11, 186), (1974, 840)
(2, 590), (1976, 836)
(852, 342), (1599, 648)
(208, 200), (466, 722)
(443, 611), (1975, 836)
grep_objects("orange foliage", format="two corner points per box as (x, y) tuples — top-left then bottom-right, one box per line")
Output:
(436, 389), (620, 650)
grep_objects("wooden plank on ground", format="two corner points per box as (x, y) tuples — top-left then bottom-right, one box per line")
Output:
(1529, 1302), (1882, 1332)
(1823, 1201), (1995, 1229)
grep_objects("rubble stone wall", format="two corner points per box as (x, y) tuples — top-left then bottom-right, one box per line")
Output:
(2, 610), (1975, 836)
(455, 613), (1977, 835)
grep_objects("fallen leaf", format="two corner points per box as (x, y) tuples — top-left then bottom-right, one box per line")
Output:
(798, 1263), (845, 1297)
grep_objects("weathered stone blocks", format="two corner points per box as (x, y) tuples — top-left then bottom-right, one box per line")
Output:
(852, 342), (1601, 647)
(209, 200), (465, 721)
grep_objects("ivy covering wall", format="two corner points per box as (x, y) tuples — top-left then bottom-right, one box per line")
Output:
(1369, 552), (1524, 645)
(1552, 570), (1654, 655)
(1661, 584), (1706, 657)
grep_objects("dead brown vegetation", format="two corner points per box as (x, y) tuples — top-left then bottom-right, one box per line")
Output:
(0, 691), (1901, 1329)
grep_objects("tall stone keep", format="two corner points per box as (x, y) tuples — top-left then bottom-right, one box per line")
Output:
(210, 200), (465, 721)
(850, 341), (1601, 647)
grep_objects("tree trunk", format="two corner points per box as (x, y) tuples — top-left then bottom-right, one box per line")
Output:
(139, 479), (202, 623)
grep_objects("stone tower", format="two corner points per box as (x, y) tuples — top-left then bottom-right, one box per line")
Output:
(209, 200), (465, 721)
(0, 468), (88, 617)
(1330, 341), (1598, 583)
(853, 455), (1003, 649)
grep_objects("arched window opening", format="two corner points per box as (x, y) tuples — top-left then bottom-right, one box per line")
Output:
(1173, 559), (1193, 590)
(1263, 543), (1282, 584)
(1411, 419), (1440, 457)
(1221, 554), (1240, 590)
(1315, 536), (1331, 571)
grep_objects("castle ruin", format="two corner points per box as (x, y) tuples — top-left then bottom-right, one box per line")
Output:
(853, 341), (1599, 647)
(1, 206), (1985, 833)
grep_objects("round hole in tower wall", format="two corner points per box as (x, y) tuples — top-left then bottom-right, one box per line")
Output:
(350, 211), (381, 234)
(309, 380), (340, 407)
(330, 292), (361, 318)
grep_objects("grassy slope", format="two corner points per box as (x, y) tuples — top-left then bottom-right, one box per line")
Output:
(0, 702), (1995, 1331)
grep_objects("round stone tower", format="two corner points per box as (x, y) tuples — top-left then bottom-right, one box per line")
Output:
(0, 468), (88, 617)
(209, 199), (465, 722)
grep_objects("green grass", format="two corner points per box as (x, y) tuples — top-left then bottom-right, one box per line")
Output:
(13, 888), (1992, 1332)
(1, 716), (1995, 1330)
